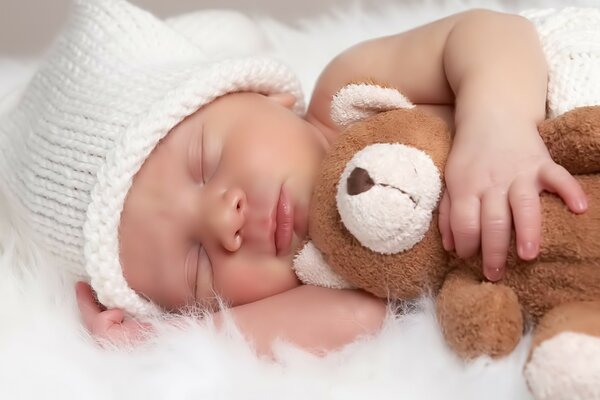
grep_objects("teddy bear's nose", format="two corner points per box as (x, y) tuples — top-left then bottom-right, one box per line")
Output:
(347, 167), (375, 195)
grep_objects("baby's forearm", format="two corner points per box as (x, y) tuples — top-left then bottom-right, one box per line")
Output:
(308, 9), (548, 140)
(444, 10), (548, 128)
(214, 285), (387, 356)
(77, 282), (386, 355)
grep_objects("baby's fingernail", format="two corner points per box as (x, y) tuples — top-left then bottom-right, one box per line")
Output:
(442, 236), (450, 251)
(518, 241), (538, 260)
(577, 197), (588, 212)
(441, 235), (454, 252)
(485, 266), (503, 282)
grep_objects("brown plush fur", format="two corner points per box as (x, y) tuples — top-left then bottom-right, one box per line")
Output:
(310, 109), (451, 299)
(309, 105), (600, 360)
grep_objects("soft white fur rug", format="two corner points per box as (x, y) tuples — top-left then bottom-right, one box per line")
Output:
(0, 1), (597, 399)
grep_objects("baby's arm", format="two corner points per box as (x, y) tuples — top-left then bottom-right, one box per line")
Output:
(308, 9), (587, 280)
(214, 284), (386, 356)
(76, 282), (386, 355)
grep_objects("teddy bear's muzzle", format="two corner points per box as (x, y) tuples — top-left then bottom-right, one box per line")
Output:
(336, 142), (442, 254)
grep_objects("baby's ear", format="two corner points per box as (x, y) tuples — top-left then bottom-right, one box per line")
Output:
(267, 92), (297, 109)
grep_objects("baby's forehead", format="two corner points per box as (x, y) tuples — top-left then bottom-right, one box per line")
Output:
(183, 92), (308, 130)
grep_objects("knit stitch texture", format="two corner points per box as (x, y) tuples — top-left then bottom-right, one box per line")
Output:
(0, 0), (303, 317)
(522, 7), (600, 117)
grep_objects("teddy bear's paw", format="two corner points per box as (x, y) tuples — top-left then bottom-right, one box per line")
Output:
(525, 332), (600, 400)
(437, 275), (523, 359)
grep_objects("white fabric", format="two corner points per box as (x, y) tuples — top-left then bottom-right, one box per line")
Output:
(0, 0), (304, 318)
(522, 7), (600, 117)
(0, 1), (599, 399)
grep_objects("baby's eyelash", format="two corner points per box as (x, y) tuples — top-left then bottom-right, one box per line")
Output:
(193, 244), (202, 299)
(185, 244), (201, 301)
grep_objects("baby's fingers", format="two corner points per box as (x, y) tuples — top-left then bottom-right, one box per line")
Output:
(118, 319), (153, 343)
(449, 195), (481, 259)
(75, 282), (104, 331)
(94, 309), (127, 339)
(509, 179), (541, 260)
(75, 282), (150, 344)
(94, 310), (150, 344)
(539, 163), (588, 213)
(481, 189), (511, 281)
(75, 282), (126, 338)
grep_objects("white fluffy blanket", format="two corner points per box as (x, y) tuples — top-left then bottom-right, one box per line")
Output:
(0, 1), (596, 398)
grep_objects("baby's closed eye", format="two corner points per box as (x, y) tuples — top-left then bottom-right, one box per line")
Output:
(185, 244), (202, 300)
(201, 125), (222, 183)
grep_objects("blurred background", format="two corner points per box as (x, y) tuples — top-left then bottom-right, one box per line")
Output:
(0, 0), (381, 56)
(2, 0), (600, 57)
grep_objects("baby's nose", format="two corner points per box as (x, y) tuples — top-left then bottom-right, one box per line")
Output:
(216, 188), (246, 252)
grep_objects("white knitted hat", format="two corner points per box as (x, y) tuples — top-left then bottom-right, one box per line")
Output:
(0, 0), (304, 318)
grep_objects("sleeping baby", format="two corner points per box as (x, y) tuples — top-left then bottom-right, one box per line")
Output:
(0, 0), (592, 355)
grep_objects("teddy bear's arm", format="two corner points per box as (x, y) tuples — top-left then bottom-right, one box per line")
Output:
(293, 241), (355, 289)
(539, 106), (600, 175)
(436, 268), (524, 359)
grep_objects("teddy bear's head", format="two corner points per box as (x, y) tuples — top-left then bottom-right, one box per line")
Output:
(295, 84), (453, 299)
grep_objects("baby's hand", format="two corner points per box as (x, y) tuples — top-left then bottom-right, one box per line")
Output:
(75, 282), (151, 344)
(438, 116), (588, 281)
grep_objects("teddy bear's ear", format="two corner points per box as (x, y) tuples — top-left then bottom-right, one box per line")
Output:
(331, 83), (415, 128)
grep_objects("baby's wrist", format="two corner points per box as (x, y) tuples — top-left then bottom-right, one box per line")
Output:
(454, 107), (539, 141)
(454, 73), (546, 130)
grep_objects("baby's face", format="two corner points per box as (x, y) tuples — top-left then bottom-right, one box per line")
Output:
(119, 92), (327, 311)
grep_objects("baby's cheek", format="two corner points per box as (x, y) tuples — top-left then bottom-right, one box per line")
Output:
(214, 258), (300, 307)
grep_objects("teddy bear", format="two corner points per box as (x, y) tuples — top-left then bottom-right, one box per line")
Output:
(293, 82), (600, 399)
